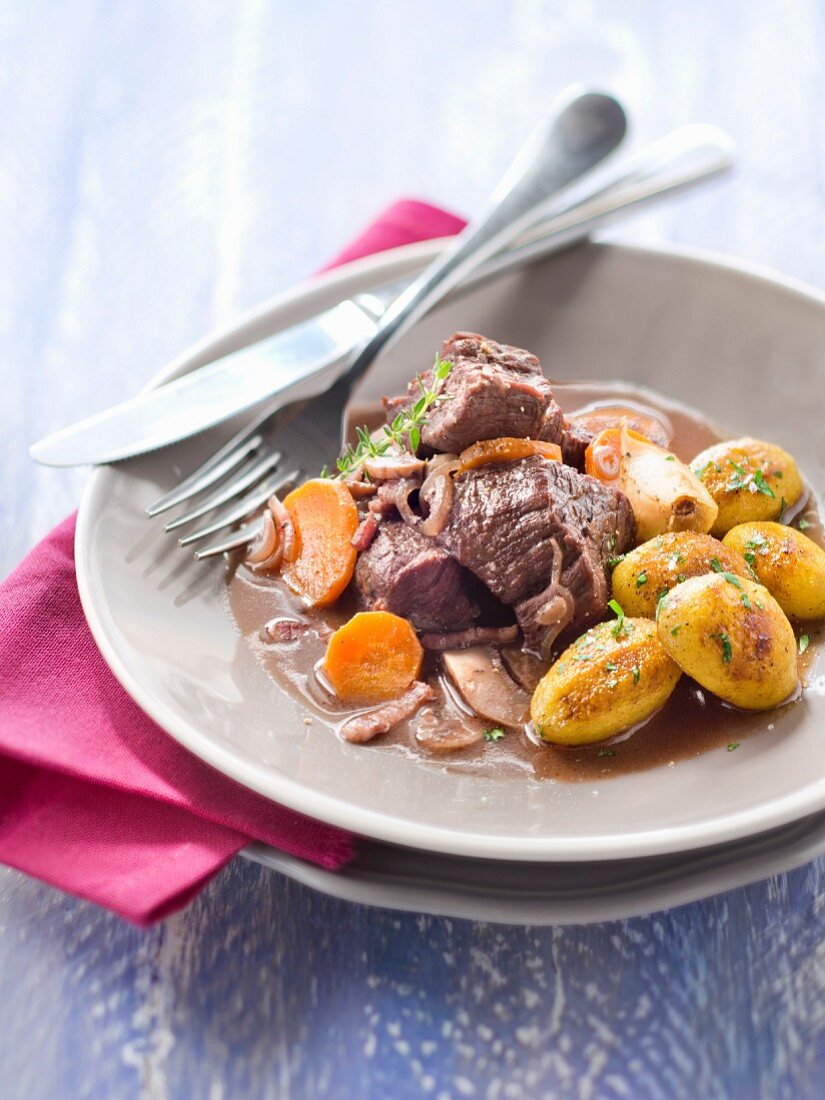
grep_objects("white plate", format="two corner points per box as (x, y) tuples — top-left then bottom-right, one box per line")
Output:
(76, 240), (825, 863)
(243, 808), (825, 926)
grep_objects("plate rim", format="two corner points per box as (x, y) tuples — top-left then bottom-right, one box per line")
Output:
(76, 237), (825, 863)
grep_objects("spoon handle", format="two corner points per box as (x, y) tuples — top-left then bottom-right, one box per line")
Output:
(344, 88), (628, 388)
(462, 124), (736, 289)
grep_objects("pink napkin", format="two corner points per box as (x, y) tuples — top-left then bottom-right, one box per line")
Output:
(0, 199), (466, 925)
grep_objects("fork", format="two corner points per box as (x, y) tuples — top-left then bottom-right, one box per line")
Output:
(149, 120), (734, 561)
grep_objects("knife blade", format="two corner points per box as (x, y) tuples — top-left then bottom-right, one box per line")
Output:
(29, 296), (385, 467)
(29, 123), (735, 468)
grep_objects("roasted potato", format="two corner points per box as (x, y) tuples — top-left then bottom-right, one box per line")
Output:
(531, 618), (681, 746)
(612, 531), (751, 617)
(691, 437), (803, 536)
(723, 521), (825, 620)
(656, 573), (798, 710)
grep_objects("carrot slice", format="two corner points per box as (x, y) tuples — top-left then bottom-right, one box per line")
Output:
(457, 437), (562, 473)
(323, 611), (424, 703)
(281, 478), (358, 606)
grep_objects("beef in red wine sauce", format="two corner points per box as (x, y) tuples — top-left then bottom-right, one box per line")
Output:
(226, 370), (823, 782)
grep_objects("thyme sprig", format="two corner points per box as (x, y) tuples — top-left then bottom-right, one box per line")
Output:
(329, 357), (453, 478)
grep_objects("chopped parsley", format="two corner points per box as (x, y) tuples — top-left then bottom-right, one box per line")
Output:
(752, 469), (775, 498)
(743, 533), (767, 570)
(727, 742), (740, 752)
(798, 517), (812, 531)
(608, 599), (631, 637)
(714, 631), (733, 664)
(607, 678), (618, 690)
(597, 748), (616, 758)
(676, 573), (687, 584)
(799, 634), (811, 655)
(665, 455), (676, 461)
(712, 560), (751, 607)
(636, 571), (648, 589)
(671, 625), (682, 636)
(483, 727), (505, 742)
(655, 590), (669, 620)
(632, 665), (641, 684)
(607, 554), (626, 569)
(605, 662), (618, 672)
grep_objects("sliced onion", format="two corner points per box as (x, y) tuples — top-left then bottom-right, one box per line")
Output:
(269, 495), (298, 564)
(419, 456), (458, 537)
(245, 509), (281, 570)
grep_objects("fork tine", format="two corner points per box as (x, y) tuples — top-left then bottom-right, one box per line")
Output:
(178, 469), (301, 546)
(147, 430), (263, 517)
(163, 450), (282, 531)
(194, 521), (263, 560)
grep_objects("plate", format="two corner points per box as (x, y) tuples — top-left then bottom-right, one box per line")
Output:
(75, 239), (825, 862)
(242, 807), (825, 925)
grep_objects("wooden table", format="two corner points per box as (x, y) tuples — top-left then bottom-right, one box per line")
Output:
(2, 2), (824, 1095)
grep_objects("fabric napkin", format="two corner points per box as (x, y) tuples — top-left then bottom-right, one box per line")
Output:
(0, 198), (466, 925)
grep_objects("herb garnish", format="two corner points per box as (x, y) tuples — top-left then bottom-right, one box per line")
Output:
(605, 662), (618, 672)
(711, 559), (751, 608)
(727, 742), (740, 752)
(799, 634), (810, 655)
(714, 631), (733, 664)
(671, 625), (682, 636)
(331, 357), (452, 476)
(665, 455), (676, 461)
(636, 571), (648, 588)
(632, 665), (641, 685)
(743, 533), (767, 570)
(752, 469), (775, 498)
(597, 748), (616, 758)
(655, 590), (669, 620)
(725, 459), (775, 498)
(798, 518), (812, 531)
(484, 727), (505, 742)
(607, 554), (626, 569)
(608, 599), (631, 637)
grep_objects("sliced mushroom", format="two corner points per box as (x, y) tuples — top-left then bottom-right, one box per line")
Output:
(500, 646), (547, 693)
(415, 711), (484, 754)
(442, 645), (530, 727)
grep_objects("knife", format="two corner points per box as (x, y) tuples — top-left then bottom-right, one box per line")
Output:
(30, 124), (734, 467)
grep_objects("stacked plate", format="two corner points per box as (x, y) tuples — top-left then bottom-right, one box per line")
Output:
(76, 240), (825, 925)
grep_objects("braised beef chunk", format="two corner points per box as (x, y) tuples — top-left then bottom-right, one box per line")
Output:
(355, 520), (479, 632)
(388, 332), (564, 454)
(430, 456), (634, 655)
(561, 420), (593, 470)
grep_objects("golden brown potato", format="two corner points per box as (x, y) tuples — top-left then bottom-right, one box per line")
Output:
(530, 618), (681, 746)
(656, 573), (798, 710)
(612, 531), (751, 617)
(723, 521), (825, 620)
(690, 437), (803, 536)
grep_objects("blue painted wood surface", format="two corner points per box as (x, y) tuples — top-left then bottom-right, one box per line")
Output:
(2, 2), (824, 1096)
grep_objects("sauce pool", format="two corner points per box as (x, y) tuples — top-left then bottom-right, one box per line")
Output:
(225, 382), (824, 782)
